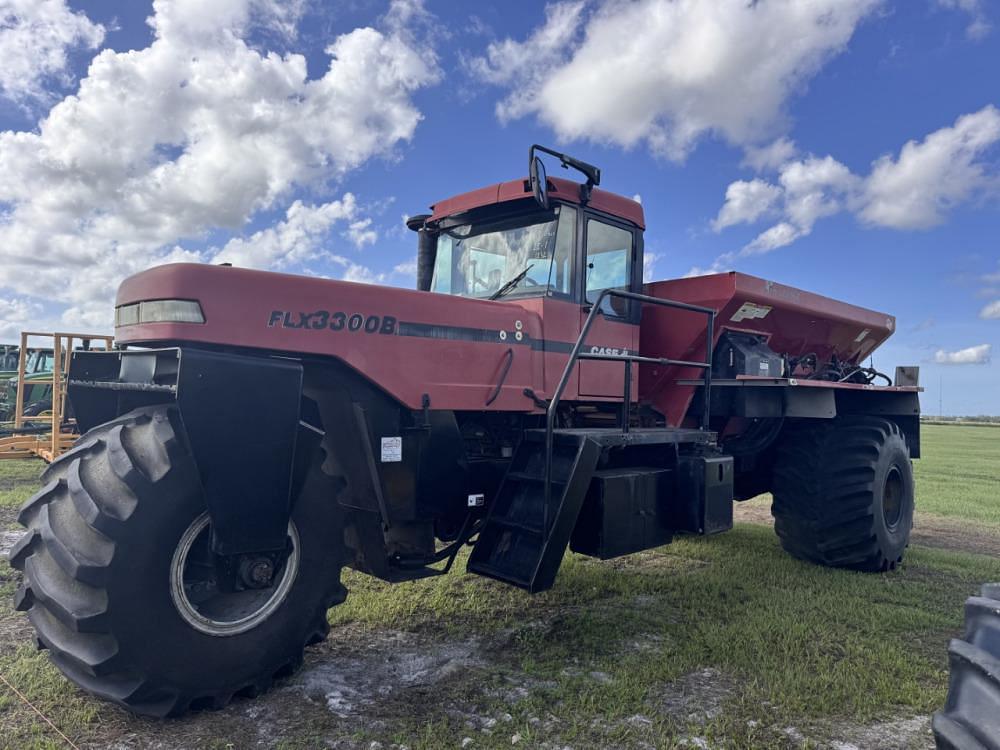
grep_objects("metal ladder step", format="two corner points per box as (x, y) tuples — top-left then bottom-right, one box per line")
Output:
(467, 432), (600, 593)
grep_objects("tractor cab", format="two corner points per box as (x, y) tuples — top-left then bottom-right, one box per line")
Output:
(410, 146), (646, 399)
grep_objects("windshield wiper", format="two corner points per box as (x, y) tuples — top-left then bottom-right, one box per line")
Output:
(489, 264), (534, 300)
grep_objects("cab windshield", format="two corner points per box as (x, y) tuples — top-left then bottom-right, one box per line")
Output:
(431, 205), (575, 300)
(26, 351), (54, 374)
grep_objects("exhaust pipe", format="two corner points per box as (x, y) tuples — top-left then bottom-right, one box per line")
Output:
(407, 214), (437, 292)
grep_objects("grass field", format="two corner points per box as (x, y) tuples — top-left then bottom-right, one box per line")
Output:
(0, 423), (997, 749)
(912, 423), (1000, 525)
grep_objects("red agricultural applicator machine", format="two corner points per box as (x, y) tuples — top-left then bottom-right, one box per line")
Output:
(11, 146), (921, 717)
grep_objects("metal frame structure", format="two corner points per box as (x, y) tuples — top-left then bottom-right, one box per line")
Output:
(0, 331), (114, 461)
(543, 288), (716, 528)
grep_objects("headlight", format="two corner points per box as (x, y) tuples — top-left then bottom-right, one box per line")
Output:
(115, 303), (140, 326)
(115, 300), (205, 326)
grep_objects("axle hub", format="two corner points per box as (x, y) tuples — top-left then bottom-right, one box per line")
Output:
(239, 556), (276, 588)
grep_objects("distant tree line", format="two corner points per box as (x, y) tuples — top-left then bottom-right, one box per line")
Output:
(922, 415), (1000, 424)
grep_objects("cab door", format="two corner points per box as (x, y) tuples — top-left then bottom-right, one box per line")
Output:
(578, 214), (641, 398)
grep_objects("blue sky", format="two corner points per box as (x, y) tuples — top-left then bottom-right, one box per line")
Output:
(0, 0), (997, 414)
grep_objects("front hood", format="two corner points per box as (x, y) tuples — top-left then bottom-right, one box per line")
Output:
(115, 262), (543, 354)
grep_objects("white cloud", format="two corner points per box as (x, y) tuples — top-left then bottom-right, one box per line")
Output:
(0, 0), (105, 105)
(933, 344), (992, 364)
(469, 0), (881, 159)
(779, 155), (858, 230)
(742, 137), (798, 172)
(967, 18), (993, 40)
(212, 196), (361, 269)
(742, 222), (805, 255)
(334, 257), (387, 285)
(467, 1), (585, 122)
(643, 251), (663, 282)
(347, 218), (378, 248)
(0, 298), (42, 341)
(936, 0), (992, 40)
(707, 106), (1000, 265)
(980, 300), (1000, 319)
(393, 257), (417, 277)
(0, 0), (439, 330)
(860, 106), (1000, 229)
(712, 179), (782, 231)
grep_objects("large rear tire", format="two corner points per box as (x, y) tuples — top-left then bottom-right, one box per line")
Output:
(933, 583), (1000, 749)
(9, 405), (347, 717)
(771, 416), (914, 572)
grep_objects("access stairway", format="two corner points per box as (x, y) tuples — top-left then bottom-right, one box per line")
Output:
(467, 430), (600, 592)
(468, 427), (718, 593)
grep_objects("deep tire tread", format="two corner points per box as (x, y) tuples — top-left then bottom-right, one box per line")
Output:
(771, 416), (912, 572)
(23, 547), (108, 632)
(934, 584), (1000, 749)
(13, 405), (347, 718)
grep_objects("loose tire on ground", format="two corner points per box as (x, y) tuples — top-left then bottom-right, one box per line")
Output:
(933, 583), (1000, 750)
(9, 405), (347, 717)
(771, 416), (914, 572)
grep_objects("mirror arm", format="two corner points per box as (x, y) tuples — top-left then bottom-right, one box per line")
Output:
(529, 144), (601, 205)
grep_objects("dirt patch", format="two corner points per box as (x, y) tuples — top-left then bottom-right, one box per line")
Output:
(8, 628), (502, 750)
(735, 500), (998, 558)
(293, 629), (483, 718)
(734, 500), (773, 527)
(815, 714), (933, 750)
(0, 529), (24, 558)
(589, 550), (712, 576)
(910, 514), (999, 557)
(652, 668), (739, 726)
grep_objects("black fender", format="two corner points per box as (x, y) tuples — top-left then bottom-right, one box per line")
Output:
(68, 347), (310, 555)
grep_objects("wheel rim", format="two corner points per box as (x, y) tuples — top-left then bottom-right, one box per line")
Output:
(882, 466), (904, 530)
(170, 512), (300, 637)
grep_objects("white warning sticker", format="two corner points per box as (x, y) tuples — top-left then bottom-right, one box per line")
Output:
(854, 328), (871, 343)
(730, 302), (773, 322)
(380, 436), (402, 463)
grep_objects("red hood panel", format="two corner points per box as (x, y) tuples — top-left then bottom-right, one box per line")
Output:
(116, 263), (550, 410)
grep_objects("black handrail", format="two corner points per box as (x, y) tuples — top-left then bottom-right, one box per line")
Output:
(542, 288), (716, 530)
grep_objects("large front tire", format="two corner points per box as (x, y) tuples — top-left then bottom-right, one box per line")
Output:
(771, 416), (914, 572)
(9, 405), (347, 717)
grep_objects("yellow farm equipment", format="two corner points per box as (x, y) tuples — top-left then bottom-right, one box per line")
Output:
(0, 330), (114, 462)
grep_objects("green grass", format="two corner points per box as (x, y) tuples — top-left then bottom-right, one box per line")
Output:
(0, 422), (995, 748)
(327, 529), (1000, 748)
(0, 459), (43, 511)
(914, 423), (1000, 525)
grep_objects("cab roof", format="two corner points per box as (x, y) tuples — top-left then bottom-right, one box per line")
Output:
(429, 175), (645, 230)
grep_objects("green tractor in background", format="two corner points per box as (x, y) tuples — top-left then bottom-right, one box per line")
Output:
(0, 345), (19, 383)
(0, 349), (57, 422)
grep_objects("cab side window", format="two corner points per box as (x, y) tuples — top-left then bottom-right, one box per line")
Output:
(585, 219), (633, 315)
(547, 205), (577, 296)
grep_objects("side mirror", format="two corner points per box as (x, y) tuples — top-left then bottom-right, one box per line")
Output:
(529, 155), (548, 210)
